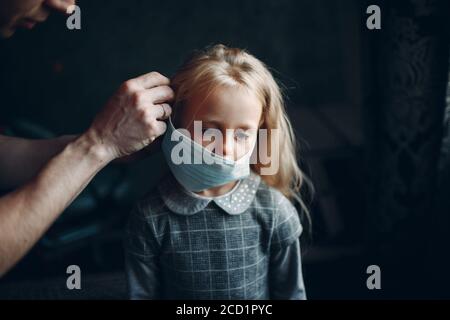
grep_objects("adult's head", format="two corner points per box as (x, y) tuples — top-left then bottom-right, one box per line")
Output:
(0, 0), (75, 38)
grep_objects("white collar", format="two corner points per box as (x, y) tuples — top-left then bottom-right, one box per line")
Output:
(158, 172), (261, 215)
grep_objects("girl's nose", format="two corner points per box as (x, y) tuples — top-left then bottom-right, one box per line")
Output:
(222, 131), (235, 160)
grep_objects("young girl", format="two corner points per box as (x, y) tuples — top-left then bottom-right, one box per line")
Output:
(124, 44), (310, 300)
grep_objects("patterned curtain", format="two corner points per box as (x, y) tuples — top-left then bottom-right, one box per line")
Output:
(365, 0), (450, 296)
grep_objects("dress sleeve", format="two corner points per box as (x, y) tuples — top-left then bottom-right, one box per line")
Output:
(271, 195), (303, 249)
(269, 238), (307, 300)
(269, 195), (306, 300)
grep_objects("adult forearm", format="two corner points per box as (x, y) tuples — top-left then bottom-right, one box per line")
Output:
(0, 135), (77, 190)
(0, 133), (112, 277)
(0, 71), (173, 277)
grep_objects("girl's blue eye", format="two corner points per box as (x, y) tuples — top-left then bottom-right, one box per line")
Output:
(202, 128), (221, 139)
(203, 128), (219, 134)
(235, 130), (250, 141)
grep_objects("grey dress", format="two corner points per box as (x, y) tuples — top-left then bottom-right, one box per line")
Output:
(124, 172), (306, 300)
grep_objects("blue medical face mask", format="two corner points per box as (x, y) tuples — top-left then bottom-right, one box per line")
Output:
(162, 117), (254, 192)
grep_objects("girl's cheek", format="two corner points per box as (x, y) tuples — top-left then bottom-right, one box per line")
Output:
(235, 136), (257, 159)
(203, 139), (224, 156)
(247, 134), (258, 150)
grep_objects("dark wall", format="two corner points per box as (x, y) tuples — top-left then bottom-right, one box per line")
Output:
(0, 0), (360, 130)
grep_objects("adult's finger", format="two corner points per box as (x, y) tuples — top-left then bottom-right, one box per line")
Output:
(148, 104), (172, 120)
(44, 0), (76, 14)
(151, 120), (168, 138)
(147, 85), (174, 104)
(134, 86), (174, 106)
(133, 72), (170, 89)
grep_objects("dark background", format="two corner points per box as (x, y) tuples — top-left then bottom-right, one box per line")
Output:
(0, 0), (449, 299)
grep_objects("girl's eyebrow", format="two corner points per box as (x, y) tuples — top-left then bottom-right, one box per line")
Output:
(201, 120), (222, 127)
(201, 119), (255, 130)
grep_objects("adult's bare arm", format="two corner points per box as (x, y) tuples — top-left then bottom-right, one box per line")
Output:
(0, 72), (173, 277)
(0, 135), (77, 190)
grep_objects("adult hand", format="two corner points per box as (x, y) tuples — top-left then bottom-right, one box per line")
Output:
(0, 72), (173, 276)
(85, 71), (173, 162)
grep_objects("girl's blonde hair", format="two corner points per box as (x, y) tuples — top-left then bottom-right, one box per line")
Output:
(171, 44), (313, 228)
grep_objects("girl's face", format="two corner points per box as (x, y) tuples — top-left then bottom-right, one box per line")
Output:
(178, 85), (263, 161)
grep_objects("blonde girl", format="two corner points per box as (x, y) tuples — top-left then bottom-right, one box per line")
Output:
(124, 44), (311, 300)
